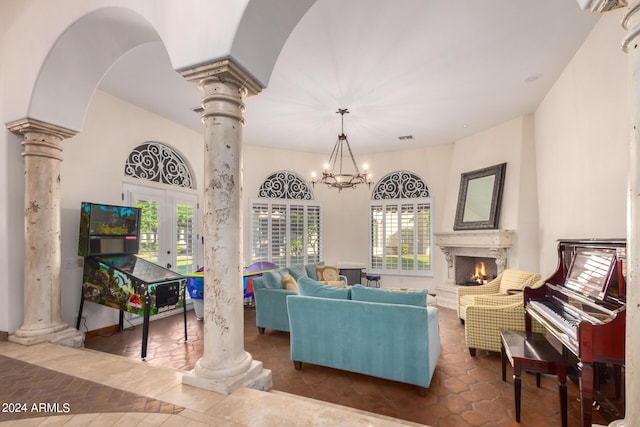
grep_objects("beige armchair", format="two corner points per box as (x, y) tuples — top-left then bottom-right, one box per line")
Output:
(464, 289), (546, 356)
(457, 269), (542, 323)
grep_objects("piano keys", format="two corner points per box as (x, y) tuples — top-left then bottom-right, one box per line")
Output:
(524, 239), (626, 427)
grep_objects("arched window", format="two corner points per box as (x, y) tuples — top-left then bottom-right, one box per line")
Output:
(123, 142), (198, 274)
(370, 171), (432, 275)
(251, 171), (321, 266)
(125, 141), (194, 188)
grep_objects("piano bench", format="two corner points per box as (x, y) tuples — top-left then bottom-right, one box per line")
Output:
(500, 329), (570, 427)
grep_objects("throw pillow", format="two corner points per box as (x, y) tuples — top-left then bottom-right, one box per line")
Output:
(316, 265), (340, 282)
(286, 264), (308, 281)
(298, 276), (350, 300)
(350, 284), (427, 307)
(262, 270), (284, 289)
(305, 262), (325, 280)
(282, 273), (299, 291)
(320, 280), (346, 288)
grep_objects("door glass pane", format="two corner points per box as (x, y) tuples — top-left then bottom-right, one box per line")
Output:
(371, 205), (383, 270)
(270, 204), (287, 267)
(384, 205), (399, 270)
(401, 204), (414, 270)
(289, 205), (305, 265)
(136, 199), (159, 264)
(417, 204), (431, 271)
(306, 205), (321, 264)
(251, 203), (269, 262)
(175, 202), (195, 275)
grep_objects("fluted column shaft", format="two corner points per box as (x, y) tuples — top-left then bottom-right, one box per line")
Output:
(180, 60), (271, 394)
(6, 118), (83, 347)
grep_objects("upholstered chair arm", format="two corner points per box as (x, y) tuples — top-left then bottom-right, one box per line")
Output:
(472, 293), (523, 307)
(464, 301), (527, 353)
(456, 280), (501, 298)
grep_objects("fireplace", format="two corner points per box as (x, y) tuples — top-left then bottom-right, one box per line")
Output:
(434, 230), (513, 309)
(456, 256), (498, 286)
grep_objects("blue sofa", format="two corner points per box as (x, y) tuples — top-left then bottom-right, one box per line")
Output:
(287, 280), (441, 394)
(252, 262), (348, 333)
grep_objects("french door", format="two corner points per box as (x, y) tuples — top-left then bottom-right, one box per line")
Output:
(124, 183), (199, 275)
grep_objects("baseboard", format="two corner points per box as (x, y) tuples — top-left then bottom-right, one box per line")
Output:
(0, 331), (8, 341)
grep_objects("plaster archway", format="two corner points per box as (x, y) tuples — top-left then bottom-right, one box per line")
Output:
(28, 7), (162, 132)
(20, 1), (317, 133)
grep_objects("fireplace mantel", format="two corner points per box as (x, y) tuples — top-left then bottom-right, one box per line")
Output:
(434, 230), (513, 248)
(434, 229), (514, 309)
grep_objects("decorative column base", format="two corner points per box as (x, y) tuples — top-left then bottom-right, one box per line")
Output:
(183, 360), (272, 395)
(9, 326), (84, 348)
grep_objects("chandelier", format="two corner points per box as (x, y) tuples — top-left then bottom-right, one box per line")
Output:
(311, 108), (372, 191)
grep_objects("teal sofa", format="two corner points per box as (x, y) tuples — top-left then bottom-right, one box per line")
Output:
(287, 280), (441, 394)
(252, 262), (347, 333)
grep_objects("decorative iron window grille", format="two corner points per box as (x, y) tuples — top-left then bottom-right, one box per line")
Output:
(258, 170), (313, 200)
(125, 142), (193, 188)
(372, 171), (429, 200)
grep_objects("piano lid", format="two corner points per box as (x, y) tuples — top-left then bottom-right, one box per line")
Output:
(564, 248), (616, 302)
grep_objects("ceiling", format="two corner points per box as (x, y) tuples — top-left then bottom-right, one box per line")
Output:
(98, 0), (599, 155)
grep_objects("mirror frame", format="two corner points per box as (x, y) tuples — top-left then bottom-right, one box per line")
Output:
(454, 162), (507, 230)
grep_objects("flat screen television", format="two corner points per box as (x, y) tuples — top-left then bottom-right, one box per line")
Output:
(78, 202), (141, 256)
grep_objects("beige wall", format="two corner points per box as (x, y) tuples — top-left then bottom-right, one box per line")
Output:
(535, 12), (628, 276)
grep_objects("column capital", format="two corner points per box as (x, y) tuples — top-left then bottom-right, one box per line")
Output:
(7, 118), (77, 140)
(179, 59), (263, 97)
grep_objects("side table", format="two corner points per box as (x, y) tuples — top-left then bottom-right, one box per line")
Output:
(500, 329), (569, 427)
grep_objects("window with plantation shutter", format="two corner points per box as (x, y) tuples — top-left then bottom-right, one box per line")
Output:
(251, 171), (321, 266)
(370, 171), (432, 276)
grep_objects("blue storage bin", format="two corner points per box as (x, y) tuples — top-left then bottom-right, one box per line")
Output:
(186, 274), (204, 299)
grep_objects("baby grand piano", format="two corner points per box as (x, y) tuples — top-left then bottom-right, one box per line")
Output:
(524, 239), (626, 427)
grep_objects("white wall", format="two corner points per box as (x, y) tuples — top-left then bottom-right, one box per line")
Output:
(441, 115), (541, 273)
(0, 4), (27, 333)
(60, 90), (204, 332)
(535, 13), (628, 276)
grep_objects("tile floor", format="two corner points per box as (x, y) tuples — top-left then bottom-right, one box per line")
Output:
(1, 305), (624, 426)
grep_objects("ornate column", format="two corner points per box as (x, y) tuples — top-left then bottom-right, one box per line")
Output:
(619, 3), (640, 426)
(180, 59), (271, 393)
(6, 118), (84, 347)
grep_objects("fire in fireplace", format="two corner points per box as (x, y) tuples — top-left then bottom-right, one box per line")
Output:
(456, 256), (497, 286)
(471, 261), (488, 285)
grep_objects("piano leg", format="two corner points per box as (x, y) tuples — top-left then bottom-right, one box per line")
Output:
(614, 364), (622, 399)
(514, 371), (522, 422)
(580, 363), (594, 427)
(558, 368), (568, 427)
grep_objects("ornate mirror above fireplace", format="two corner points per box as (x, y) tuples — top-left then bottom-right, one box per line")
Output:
(454, 162), (506, 230)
